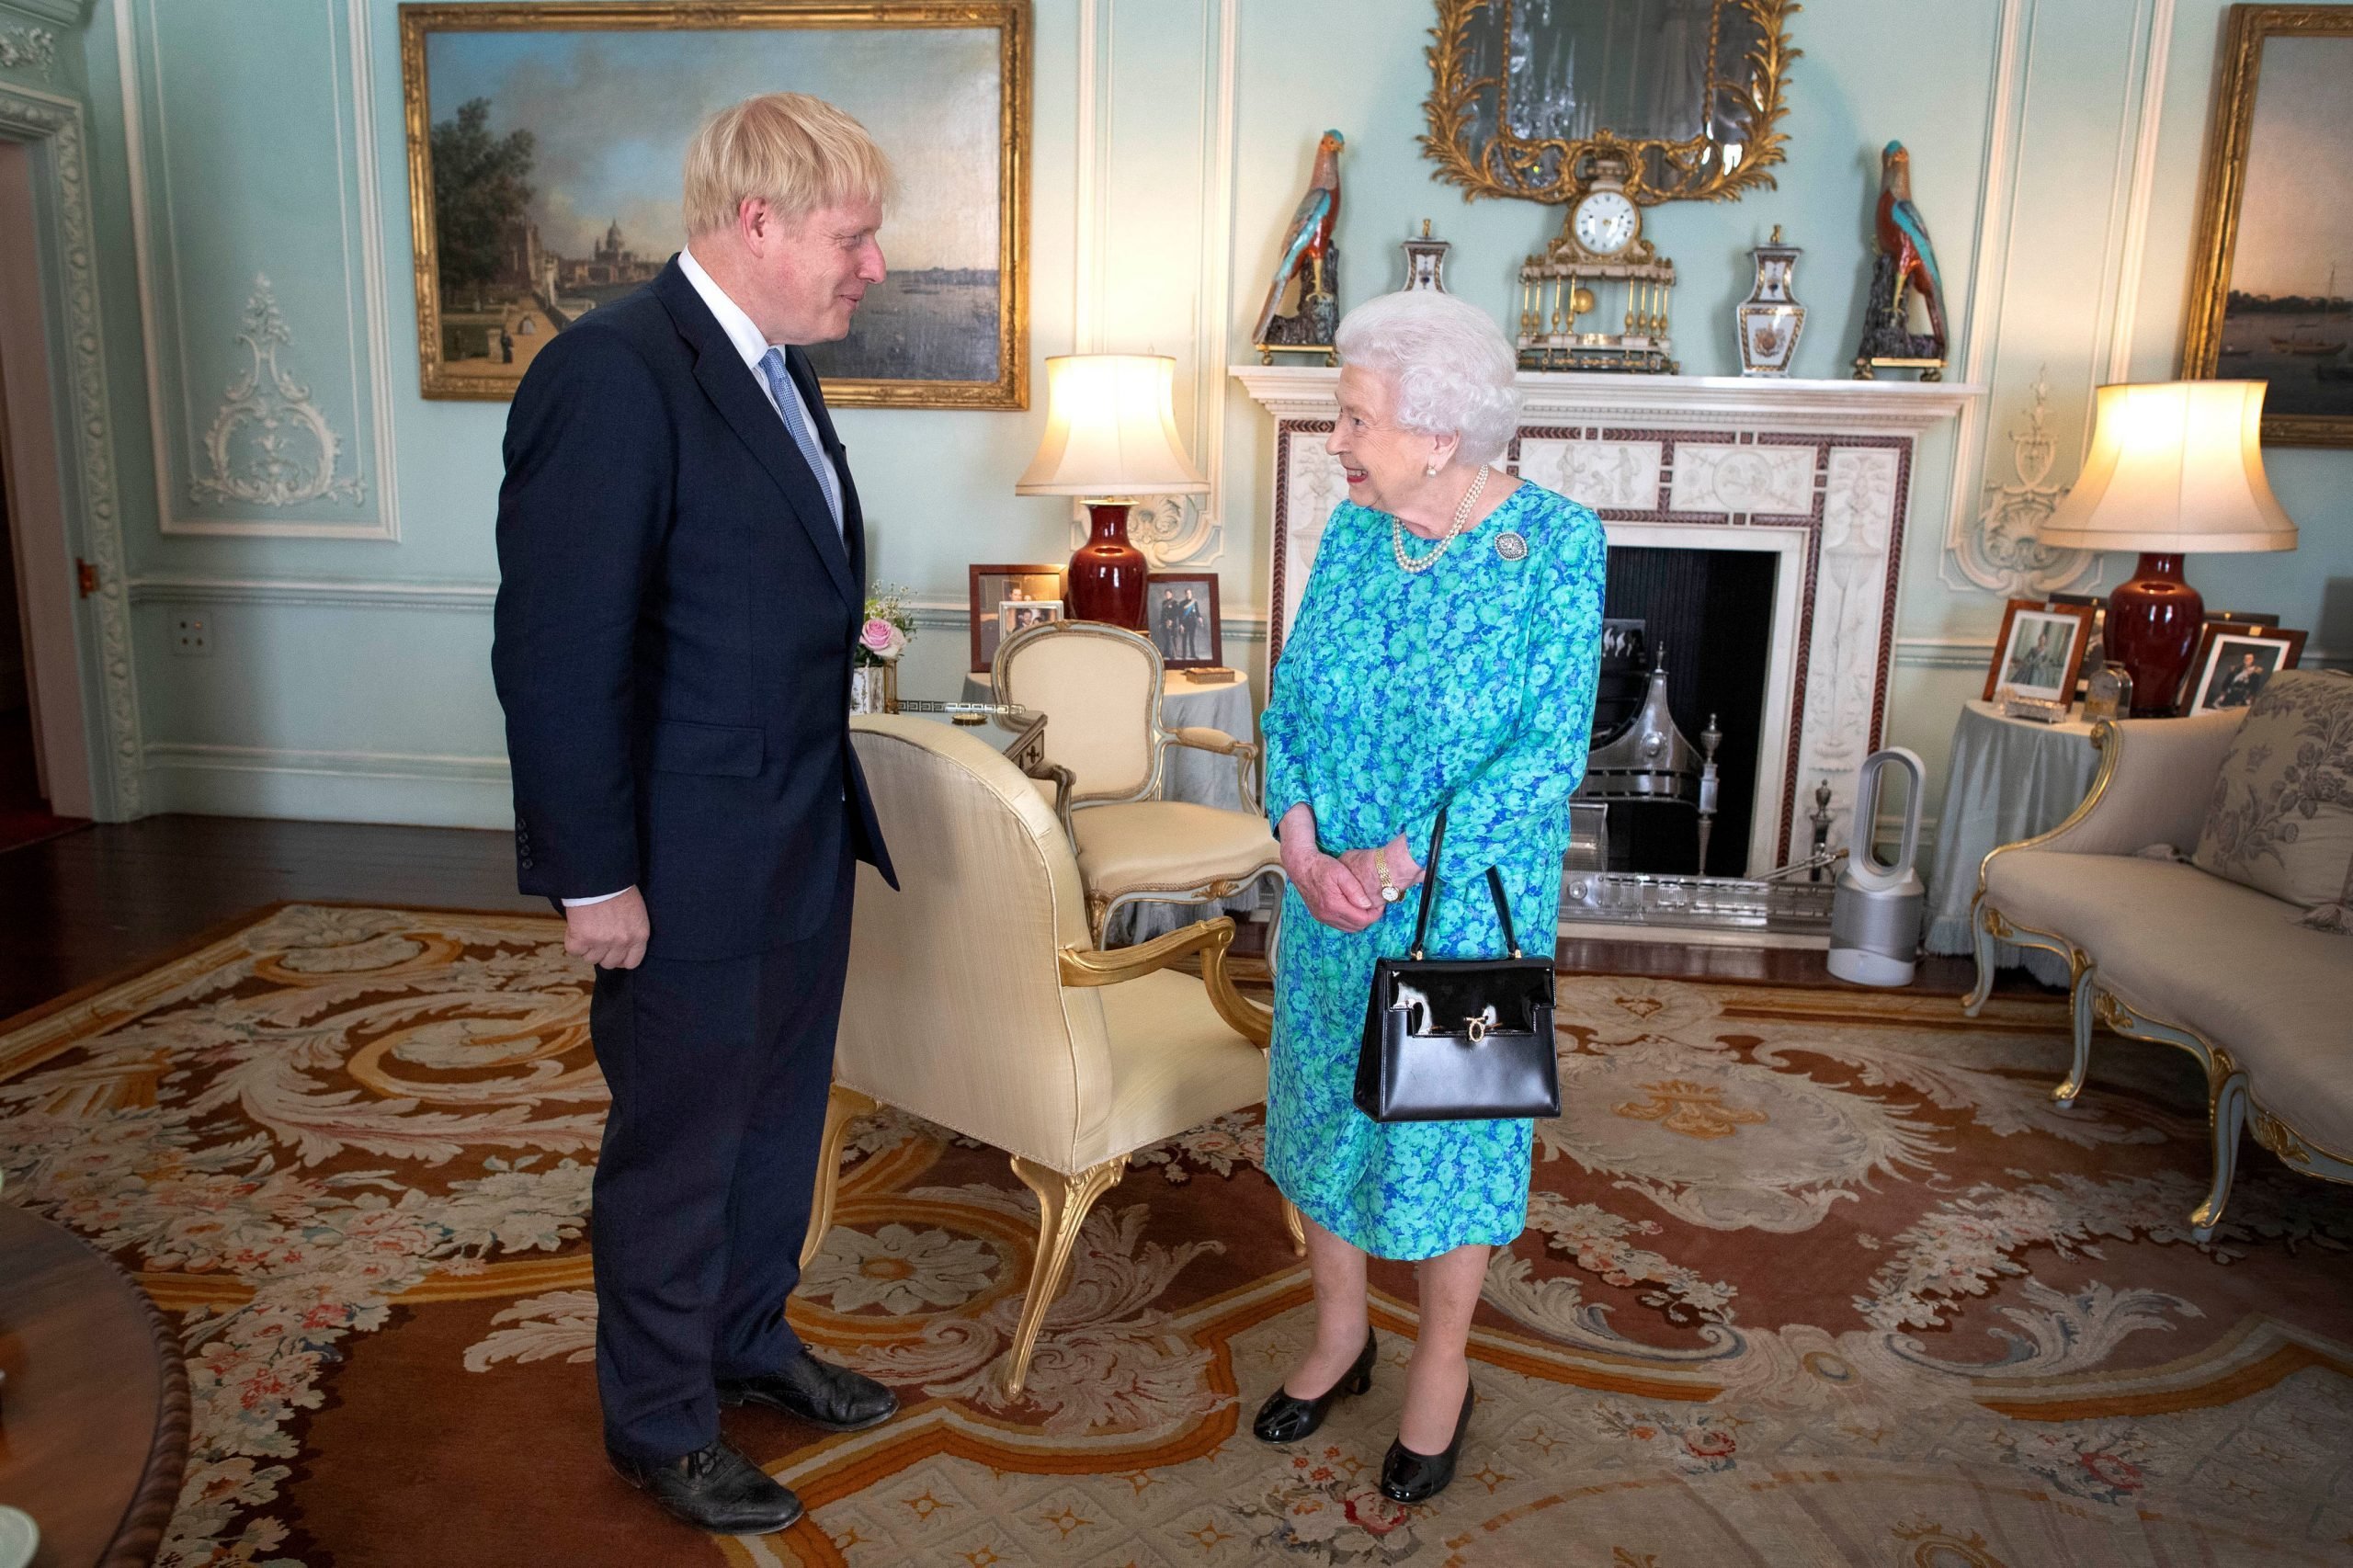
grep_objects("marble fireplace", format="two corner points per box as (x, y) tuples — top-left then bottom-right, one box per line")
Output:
(1231, 367), (1979, 876)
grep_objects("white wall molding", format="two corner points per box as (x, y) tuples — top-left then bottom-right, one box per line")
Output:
(0, 79), (143, 816)
(123, 579), (1277, 643)
(143, 741), (508, 783)
(129, 574), (497, 610)
(117, 0), (396, 539)
(142, 743), (512, 829)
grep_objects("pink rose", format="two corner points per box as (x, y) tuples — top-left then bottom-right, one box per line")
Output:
(859, 618), (905, 659)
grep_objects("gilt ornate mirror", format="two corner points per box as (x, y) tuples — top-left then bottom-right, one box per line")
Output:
(1422, 0), (1799, 208)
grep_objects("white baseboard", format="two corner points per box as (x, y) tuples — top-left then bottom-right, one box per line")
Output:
(141, 743), (513, 829)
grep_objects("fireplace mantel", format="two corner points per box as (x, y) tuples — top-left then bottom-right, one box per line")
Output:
(1231, 365), (1983, 870)
(1230, 365), (1982, 431)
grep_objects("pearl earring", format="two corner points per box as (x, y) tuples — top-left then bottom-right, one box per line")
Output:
(1425, 462), (1439, 476)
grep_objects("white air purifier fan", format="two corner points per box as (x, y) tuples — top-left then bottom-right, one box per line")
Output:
(1826, 747), (1926, 987)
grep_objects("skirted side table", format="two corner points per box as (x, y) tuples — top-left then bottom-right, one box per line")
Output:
(1922, 699), (2107, 987)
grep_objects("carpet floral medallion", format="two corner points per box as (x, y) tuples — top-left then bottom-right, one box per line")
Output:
(4, 907), (2352, 1566)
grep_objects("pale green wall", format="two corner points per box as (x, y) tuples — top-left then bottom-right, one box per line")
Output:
(34, 0), (2350, 829)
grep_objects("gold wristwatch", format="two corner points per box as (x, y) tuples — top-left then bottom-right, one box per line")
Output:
(1374, 848), (1404, 903)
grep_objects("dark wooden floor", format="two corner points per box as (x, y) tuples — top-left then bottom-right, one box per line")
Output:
(0, 815), (543, 1025)
(0, 815), (2043, 1028)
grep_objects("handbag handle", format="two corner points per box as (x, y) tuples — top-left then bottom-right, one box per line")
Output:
(1405, 807), (1524, 961)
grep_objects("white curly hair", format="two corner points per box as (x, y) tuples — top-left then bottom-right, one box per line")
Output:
(1333, 290), (1520, 467)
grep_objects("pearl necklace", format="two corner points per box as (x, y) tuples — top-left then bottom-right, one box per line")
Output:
(1392, 465), (1489, 574)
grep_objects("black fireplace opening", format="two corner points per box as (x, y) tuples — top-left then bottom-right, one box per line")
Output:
(1591, 545), (1779, 877)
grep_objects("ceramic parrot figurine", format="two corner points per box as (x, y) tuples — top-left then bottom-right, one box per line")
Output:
(1875, 141), (1947, 349)
(1253, 130), (1346, 344)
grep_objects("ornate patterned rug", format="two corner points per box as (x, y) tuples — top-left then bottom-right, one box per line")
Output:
(4, 904), (2351, 1568)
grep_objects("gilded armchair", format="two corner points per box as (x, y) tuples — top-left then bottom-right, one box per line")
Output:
(993, 619), (1284, 943)
(802, 713), (1302, 1396)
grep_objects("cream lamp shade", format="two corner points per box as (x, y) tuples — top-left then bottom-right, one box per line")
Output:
(1015, 355), (1209, 498)
(2039, 380), (2296, 553)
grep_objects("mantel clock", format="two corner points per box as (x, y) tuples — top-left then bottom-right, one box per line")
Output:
(1517, 153), (1679, 374)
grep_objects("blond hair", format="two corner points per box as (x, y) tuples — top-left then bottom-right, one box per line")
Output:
(681, 93), (895, 237)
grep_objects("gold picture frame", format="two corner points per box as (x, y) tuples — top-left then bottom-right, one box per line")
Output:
(2179, 4), (2353, 448)
(397, 1), (1030, 409)
(1419, 0), (1799, 211)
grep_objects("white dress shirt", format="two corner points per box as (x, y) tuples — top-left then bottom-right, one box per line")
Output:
(562, 246), (842, 911)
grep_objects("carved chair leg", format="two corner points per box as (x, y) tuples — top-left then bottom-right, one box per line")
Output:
(1281, 1197), (1308, 1258)
(2191, 1068), (2250, 1243)
(1005, 1153), (1127, 1397)
(1962, 899), (1998, 1017)
(799, 1084), (880, 1269)
(2057, 966), (2098, 1108)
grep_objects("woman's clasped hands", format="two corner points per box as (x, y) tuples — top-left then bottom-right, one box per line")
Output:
(1278, 805), (1423, 933)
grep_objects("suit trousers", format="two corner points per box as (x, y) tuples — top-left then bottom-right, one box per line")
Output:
(587, 845), (856, 1463)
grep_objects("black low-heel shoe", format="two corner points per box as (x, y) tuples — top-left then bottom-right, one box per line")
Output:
(1379, 1379), (1474, 1503)
(1251, 1329), (1378, 1444)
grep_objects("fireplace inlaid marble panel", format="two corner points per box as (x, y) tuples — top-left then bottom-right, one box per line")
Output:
(1232, 368), (1980, 869)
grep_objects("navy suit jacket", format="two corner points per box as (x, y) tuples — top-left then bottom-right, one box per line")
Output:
(492, 256), (896, 960)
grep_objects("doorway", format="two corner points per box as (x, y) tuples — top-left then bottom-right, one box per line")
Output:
(0, 402), (81, 849)
(0, 137), (95, 844)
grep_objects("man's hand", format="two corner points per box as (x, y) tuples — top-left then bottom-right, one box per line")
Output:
(566, 887), (651, 970)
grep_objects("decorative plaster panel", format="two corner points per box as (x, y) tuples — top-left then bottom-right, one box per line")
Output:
(1233, 367), (1976, 869)
(1668, 441), (1816, 517)
(116, 0), (394, 538)
(0, 23), (56, 77)
(1517, 439), (1662, 511)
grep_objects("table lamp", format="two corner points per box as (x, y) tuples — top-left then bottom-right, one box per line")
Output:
(1015, 354), (1208, 629)
(2038, 380), (2297, 715)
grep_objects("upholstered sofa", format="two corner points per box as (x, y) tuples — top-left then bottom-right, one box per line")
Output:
(1966, 671), (2353, 1239)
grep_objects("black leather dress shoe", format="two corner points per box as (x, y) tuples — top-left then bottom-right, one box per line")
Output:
(1252, 1329), (1378, 1445)
(718, 1352), (899, 1432)
(1379, 1379), (1474, 1504)
(607, 1437), (803, 1535)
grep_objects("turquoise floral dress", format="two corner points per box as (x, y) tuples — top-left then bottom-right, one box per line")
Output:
(1260, 480), (1604, 1260)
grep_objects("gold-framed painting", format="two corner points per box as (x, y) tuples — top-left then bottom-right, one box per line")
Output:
(2179, 4), (2353, 448)
(397, 1), (1030, 409)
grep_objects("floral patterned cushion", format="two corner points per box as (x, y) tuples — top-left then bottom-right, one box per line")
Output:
(2191, 668), (2353, 928)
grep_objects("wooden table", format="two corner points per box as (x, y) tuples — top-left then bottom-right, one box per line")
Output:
(0, 1203), (188, 1567)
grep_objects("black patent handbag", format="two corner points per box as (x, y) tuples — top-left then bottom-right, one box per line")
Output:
(1353, 807), (1562, 1123)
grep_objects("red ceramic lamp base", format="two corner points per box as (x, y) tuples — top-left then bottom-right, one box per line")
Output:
(2105, 552), (2203, 716)
(1067, 499), (1149, 630)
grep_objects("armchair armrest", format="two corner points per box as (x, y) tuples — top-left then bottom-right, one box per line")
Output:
(1163, 725), (1262, 810)
(1977, 710), (2242, 900)
(1058, 915), (1273, 1045)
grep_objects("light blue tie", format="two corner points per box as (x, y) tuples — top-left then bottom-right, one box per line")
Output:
(757, 347), (843, 537)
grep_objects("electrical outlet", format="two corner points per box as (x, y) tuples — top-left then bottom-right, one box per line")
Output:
(172, 615), (212, 656)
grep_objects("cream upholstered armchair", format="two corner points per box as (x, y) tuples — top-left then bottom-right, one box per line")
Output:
(993, 619), (1285, 942)
(801, 713), (1301, 1395)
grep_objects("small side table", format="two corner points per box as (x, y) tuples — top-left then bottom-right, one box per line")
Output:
(0, 1202), (190, 1568)
(1922, 699), (2106, 987)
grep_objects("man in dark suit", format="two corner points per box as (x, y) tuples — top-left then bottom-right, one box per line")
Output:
(492, 93), (901, 1536)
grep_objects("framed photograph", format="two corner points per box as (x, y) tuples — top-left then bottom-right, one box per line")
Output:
(398, 1), (1030, 409)
(2179, 5), (2353, 448)
(996, 597), (1065, 644)
(1143, 573), (1222, 669)
(1984, 598), (2096, 706)
(2181, 625), (2307, 715)
(968, 563), (1063, 671)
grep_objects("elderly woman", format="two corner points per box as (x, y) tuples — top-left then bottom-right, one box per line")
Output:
(1254, 290), (1603, 1503)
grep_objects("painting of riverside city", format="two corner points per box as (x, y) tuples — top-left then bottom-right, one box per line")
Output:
(401, 8), (1026, 407)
